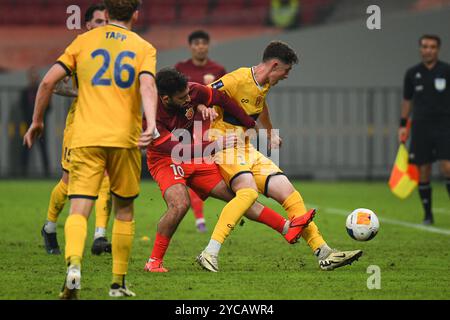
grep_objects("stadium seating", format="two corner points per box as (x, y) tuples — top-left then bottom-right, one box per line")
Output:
(0, 0), (273, 26)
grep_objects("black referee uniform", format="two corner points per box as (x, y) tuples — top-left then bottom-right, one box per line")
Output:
(403, 60), (450, 164)
(403, 60), (450, 223)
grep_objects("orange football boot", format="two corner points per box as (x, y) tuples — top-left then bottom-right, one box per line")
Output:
(144, 259), (169, 273)
(284, 208), (317, 244)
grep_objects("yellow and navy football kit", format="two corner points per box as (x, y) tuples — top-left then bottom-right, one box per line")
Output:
(209, 67), (282, 195)
(57, 24), (157, 199)
(210, 67), (325, 251)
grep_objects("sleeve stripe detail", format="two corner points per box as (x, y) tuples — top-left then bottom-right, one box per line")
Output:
(55, 61), (72, 76)
(139, 71), (155, 78)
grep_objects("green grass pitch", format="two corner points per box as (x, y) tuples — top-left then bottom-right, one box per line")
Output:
(0, 180), (449, 300)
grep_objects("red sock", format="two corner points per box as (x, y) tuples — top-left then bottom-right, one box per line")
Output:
(257, 207), (287, 234)
(189, 189), (204, 220)
(150, 233), (170, 261)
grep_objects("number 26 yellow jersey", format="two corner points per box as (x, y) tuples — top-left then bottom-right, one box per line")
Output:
(57, 24), (157, 149)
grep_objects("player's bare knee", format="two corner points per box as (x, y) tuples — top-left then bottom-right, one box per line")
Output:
(113, 198), (134, 221)
(266, 174), (295, 202)
(167, 197), (190, 218)
(209, 180), (234, 201)
(230, 173), (257, 193)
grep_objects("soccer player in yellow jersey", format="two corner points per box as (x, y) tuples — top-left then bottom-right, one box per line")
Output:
(41, 3), (113, 257)
(197, 41), (363, 272)
(24, 0), (158, 299)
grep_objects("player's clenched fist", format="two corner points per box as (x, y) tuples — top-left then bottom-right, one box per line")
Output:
(23, 121), (44, 149)
(138, 124), (157, 148)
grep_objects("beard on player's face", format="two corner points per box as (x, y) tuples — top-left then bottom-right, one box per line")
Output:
(167, 91), (191, 110)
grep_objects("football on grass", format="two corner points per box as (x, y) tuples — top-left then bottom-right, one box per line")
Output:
(346, 208), (379, 241)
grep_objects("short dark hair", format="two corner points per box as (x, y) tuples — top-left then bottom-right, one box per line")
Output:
(156, 68), (188, 97)
(419, 34), (441, 47)
(188, 30), (210, 44)
(263, 41), (299, 65)
(104, 0), (141, 22)
(84, 3), (105, 24)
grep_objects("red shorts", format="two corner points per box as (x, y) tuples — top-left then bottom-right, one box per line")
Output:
(147, 155), (223, 200)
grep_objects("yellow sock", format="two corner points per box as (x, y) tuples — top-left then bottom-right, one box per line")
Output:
(95, 176), (112, 230)
(281, 191), (306, 220)
(47, 180), (68, 222)
(211, 188), (258, 243)
(112, 274), (124, 286)
(69, 256), (82, 269)
(64, 214), (87, 263)
(112, 219), (135, 276)
(301, 222), (326, 252)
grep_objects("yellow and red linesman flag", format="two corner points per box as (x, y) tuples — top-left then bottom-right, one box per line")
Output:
(388, 143), (419, 199)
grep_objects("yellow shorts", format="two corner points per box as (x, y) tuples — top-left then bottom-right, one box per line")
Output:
(214, 143), (283, 195)
(68, 147), (141, 200)
(61, 127), (73, 172)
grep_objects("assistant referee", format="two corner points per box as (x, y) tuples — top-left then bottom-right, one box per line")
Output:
(399, 34), (450, 225)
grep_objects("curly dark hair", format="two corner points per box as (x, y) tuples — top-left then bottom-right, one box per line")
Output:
(103, 0), (141, 22)
(263, 41), (299, 65)
(84, 3), (105, 24)
(156, 68), (188, 97)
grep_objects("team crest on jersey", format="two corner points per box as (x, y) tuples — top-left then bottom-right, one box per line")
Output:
(434, 78), (446, 91)
(211, 80), (224, 90)
(415, 72), (421, 79)
(185, 107), (194, 120)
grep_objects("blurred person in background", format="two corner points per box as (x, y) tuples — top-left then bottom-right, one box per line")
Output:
(175, 30), (227, 233)
(20, 66), (50, 177)
(399, 34), (450, 225)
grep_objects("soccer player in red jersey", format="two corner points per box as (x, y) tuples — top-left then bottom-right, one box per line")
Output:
(175, 30), (226, 85)
(143, 68), (315, 272)
(175, 30), (227, 233)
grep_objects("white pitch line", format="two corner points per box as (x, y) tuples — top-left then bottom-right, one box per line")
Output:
(256, 197), (450, 236)
(307, 203), (450, 236)
(435, 208), (450, 216)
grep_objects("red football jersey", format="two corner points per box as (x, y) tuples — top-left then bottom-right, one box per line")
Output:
(147, 82), (211, 156)
(145, 82), (255, 160)
(175, 59), (226, 85)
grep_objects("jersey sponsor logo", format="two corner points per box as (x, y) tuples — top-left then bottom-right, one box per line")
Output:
(415, 85), (423, 92)
(434, 78), (446, 91)
(211, 80), (224, 90)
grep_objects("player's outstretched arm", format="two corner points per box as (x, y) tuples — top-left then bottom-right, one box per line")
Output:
(138, 73), (158, 148)
(23, 63), (67, 148)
